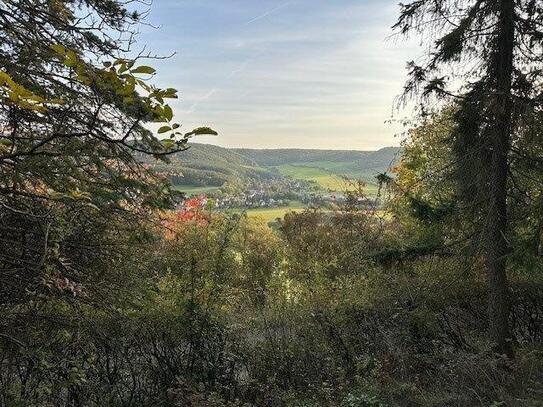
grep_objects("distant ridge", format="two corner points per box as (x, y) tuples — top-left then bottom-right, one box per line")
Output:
(232, 146), (402, 181)
(233, 146), (401, 167)
(153, 143), (402, 187)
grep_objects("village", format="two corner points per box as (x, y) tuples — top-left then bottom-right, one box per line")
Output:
(174, 176), (378, 213)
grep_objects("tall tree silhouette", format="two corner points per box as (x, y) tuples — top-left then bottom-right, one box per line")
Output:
(395, 0), (543, 356)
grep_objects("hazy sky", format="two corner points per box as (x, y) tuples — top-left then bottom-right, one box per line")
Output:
(138, 0), (419, 150)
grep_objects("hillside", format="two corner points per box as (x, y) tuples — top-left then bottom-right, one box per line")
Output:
(233, 146), (400, 168)
(153, 144), (281, 187)
(233, 146), (401, 182)
(162, 144), (401, 190)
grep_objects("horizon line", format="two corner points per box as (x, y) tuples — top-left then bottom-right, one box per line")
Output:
(185, 141), (402, 153)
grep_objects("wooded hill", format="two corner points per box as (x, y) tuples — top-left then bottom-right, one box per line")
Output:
(152, 143), (279, 187)
(157, 143), (401, 187)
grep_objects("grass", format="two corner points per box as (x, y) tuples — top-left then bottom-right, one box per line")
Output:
(275, 164), (349, 190)
(286, 161), (383, 182)
(244, 204), (389, 223)
(246, 207), (304, 222)
(275, 164), (379, 196)
(172, 185), (221, 195)
(289, 160), (354, 173)
(236, 201), (306, 223)
(172, 164), (381, 197)
(360, 183), (380, 196)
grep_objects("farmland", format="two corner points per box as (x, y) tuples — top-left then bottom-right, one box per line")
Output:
(275, 164), (380, 195)
(242, 201), (306, 222)
(157, 144), (394, 215)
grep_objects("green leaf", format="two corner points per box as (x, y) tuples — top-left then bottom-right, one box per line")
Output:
(64, 50), (78, 67)
(163, 88), (178, 98)
(163, 139), (174, 147)
(137, 80), (151, 92)
(131, 66), (156, 75)
(116, 79), (135, 96)
(113, 58), (129, 66)
(164, 105), (173, 121)
(118, 63), (128, 73)
(185, 127), (218, 137)
(50, 44), (66, 55)
(0, 71), (13, 86)
(158, 126), (172, 134)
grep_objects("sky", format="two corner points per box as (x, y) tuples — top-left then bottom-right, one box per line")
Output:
(137, 0), (420, 150)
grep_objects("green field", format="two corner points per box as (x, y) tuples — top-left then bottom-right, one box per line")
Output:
(289, 160), (382, 183)
(173, 185), (221, 195)
(246, 205), (304, 222)
(275, 164), (349, 190)
(287, 160), (360, 174)
(224, 201), (305, 223)
(275, 164), (379, 195)
(245, 204), (387, 223)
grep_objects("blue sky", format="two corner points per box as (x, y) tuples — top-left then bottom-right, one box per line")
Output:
(137, 0), (419, 150)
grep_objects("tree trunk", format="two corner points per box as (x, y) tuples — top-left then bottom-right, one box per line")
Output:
(487, 0), (514, 358)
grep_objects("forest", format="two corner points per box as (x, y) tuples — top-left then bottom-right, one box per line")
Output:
(1, 0), (543, 406)
(150, 143), (399, 190)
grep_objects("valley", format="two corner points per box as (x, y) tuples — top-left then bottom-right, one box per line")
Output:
(159, 143), (400, 221)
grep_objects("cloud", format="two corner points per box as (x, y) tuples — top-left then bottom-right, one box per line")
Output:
(143, 0), (417, 149)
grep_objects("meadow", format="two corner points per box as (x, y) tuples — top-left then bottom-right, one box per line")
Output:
(244, 201), (306, 222)
(275, 164), (380, 195)
(172, 161), (381, 202)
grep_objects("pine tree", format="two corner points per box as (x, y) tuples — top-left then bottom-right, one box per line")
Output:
(395, 0), (543, 356)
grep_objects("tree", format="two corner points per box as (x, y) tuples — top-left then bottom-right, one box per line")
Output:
(0, 0), (220, 379)
(0, 1), (221, 403)
(395, 0), (543, 356)
(0, 0), (219, 292)
(0, 0), (155, 329)
(392, 107), (457, 223)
